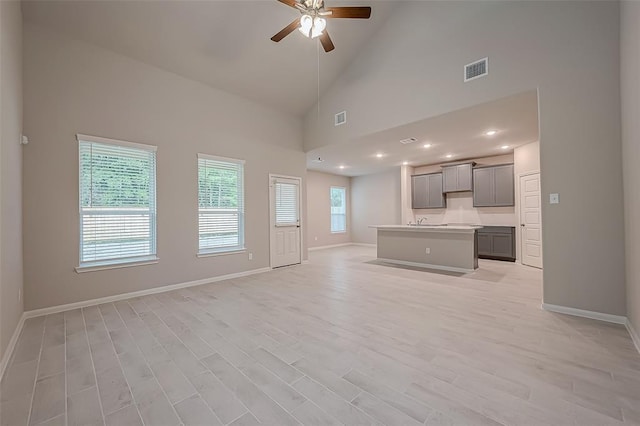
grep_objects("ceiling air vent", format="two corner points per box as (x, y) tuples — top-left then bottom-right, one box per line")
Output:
(400, 137), (417, 145)
(464, 57), (488, 82)
(335, 111), (347, 126)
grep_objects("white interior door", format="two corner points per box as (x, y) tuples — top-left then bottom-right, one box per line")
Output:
(270, 176), (301, 268)
(520, 173), (543, 268)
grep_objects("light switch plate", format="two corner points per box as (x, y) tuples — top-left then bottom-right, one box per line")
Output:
(550, 193), (559, 204)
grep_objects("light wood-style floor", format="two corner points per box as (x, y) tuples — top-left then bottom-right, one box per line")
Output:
(2, 246), (639, 426)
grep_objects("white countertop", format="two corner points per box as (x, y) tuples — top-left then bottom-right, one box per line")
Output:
(369, 224), (483, 233)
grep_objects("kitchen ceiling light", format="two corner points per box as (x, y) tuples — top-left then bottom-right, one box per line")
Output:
(376, 153), (383, 158)
(445, 154), (453, 158)
(423, 144), (432, 148)
(485, 130), (498, 136)
(339, 165), (345, 169)
(402, 161), (409, 165)
(501, 145), (510, 150)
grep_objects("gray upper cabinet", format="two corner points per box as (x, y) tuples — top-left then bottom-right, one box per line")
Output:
(473, 164), (515, 207)
(412, 173), (445, 209)
(442, 163), (473, 193)
(412, 175), (428, 209)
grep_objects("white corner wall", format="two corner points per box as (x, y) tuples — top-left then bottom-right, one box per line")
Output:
(621, 1), (640, 341)
(351, 168), (401, 244)
(0, 0), (24, 363)
(306, 171), (351, 248)
(22, 24), (306, 311)
(304, 2), (625, 316)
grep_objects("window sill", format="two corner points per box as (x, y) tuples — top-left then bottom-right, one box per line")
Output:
(331, 231), (347, 234)
(75, 256), (159, 273)
(197, 249), (246, 258)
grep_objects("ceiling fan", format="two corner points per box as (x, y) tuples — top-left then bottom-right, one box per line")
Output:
(270, 0), (372, 52)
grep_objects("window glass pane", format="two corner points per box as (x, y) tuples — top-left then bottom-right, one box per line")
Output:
(275, 182), (299, 225)
(198, 156), (244, 253)
(330, 187), (346, 233)
(79, 140), (156, 265)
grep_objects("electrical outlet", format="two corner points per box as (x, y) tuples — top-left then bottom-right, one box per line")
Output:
(425, 248), (431, 255)
(248, 252), (253, 260)
(550, 193), (559, 204)
(314, 237), (318, 241)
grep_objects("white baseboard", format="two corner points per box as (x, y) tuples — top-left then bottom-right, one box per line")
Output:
(627, 319), (640, 355)
(1, 313), (26, 380)
(308, 243), (353, 252)
(377, 258), (474, 274)
(308, 243), (376, 252)
(541, 303), (627, 325)
(24, 267), (271, 319)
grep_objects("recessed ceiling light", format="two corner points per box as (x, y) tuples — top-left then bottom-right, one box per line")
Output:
(423, 144), (432, 148)
(485, 130), (498, 136)
(339, 165), (345, 169)
(501, 145), (510, 150)
(376, 153), (383, 158)
(445, 154), (453, 159)
(402, 161), (409, 166)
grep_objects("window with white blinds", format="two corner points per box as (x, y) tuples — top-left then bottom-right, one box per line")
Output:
(78, 135), (157, 268)
(330, 186), (346, 233)
(198, 154), (245, 254)
(275, 182), (299, 226)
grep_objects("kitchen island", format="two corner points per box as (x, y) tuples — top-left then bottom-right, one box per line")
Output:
(369, 225), (482, 273)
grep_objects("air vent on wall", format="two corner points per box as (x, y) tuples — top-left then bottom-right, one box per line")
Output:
(464, 57), (488, 82)
(399, 137), (417, 145)
(335, 111), (347, 126)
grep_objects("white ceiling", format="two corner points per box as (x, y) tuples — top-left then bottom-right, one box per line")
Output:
(307, 90), (540, 176)
(22, 0), (399, 117)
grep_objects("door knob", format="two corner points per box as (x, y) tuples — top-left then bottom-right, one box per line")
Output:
(521, 224), (525, 227)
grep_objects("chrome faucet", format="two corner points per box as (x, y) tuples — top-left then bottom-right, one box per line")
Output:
(417, 217), (427, 225)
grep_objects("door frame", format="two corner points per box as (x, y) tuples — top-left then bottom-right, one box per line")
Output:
(517, 170), (542, 268)
(268, 173), (303, 269)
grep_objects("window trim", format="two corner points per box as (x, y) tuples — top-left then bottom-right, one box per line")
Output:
(197, 153), (246, 256)
(330, 186), (347, 234)
(77, 133), (158, 152)
(77, 134), (158, 270)
(75, 256), (159, 273)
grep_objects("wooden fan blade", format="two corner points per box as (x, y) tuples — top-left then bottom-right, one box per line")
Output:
(277, 0), (299, 8)
(325, 6), (371, 19)
(319, 31), (335, 52)
(271, 18), (301, 42)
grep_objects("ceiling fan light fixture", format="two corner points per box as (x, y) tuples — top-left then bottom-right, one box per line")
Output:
(298, 14), (326, 38)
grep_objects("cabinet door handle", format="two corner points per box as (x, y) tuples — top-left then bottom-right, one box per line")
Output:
(521, 224), (525, 227)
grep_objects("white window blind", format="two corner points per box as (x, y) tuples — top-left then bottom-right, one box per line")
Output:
(78, 135), (157, 267)
(330, 186), (346, 233)
(275, 182), (299, 226)
(198, 154), (245, 254)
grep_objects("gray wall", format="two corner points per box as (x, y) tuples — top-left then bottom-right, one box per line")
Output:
(306, 171), (351, 248)
(0, 1), (23, 362)
(304, 2), (626, 316)
(22, 24), (306, 311)
(351, 169), (401, 244)
(622, 1), (640, 337)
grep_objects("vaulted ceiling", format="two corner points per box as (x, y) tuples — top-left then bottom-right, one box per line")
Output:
(22, 0), (399, 116)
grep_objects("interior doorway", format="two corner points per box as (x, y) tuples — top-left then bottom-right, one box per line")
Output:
(519, 172), (543, 268)
(269, 174), (302, 268)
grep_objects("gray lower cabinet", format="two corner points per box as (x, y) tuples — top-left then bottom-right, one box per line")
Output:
(477, 226), (516, 261)
(442, 163), (473, 192)
(473, 164), (515, 207)
(412, 173), (445, 209)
